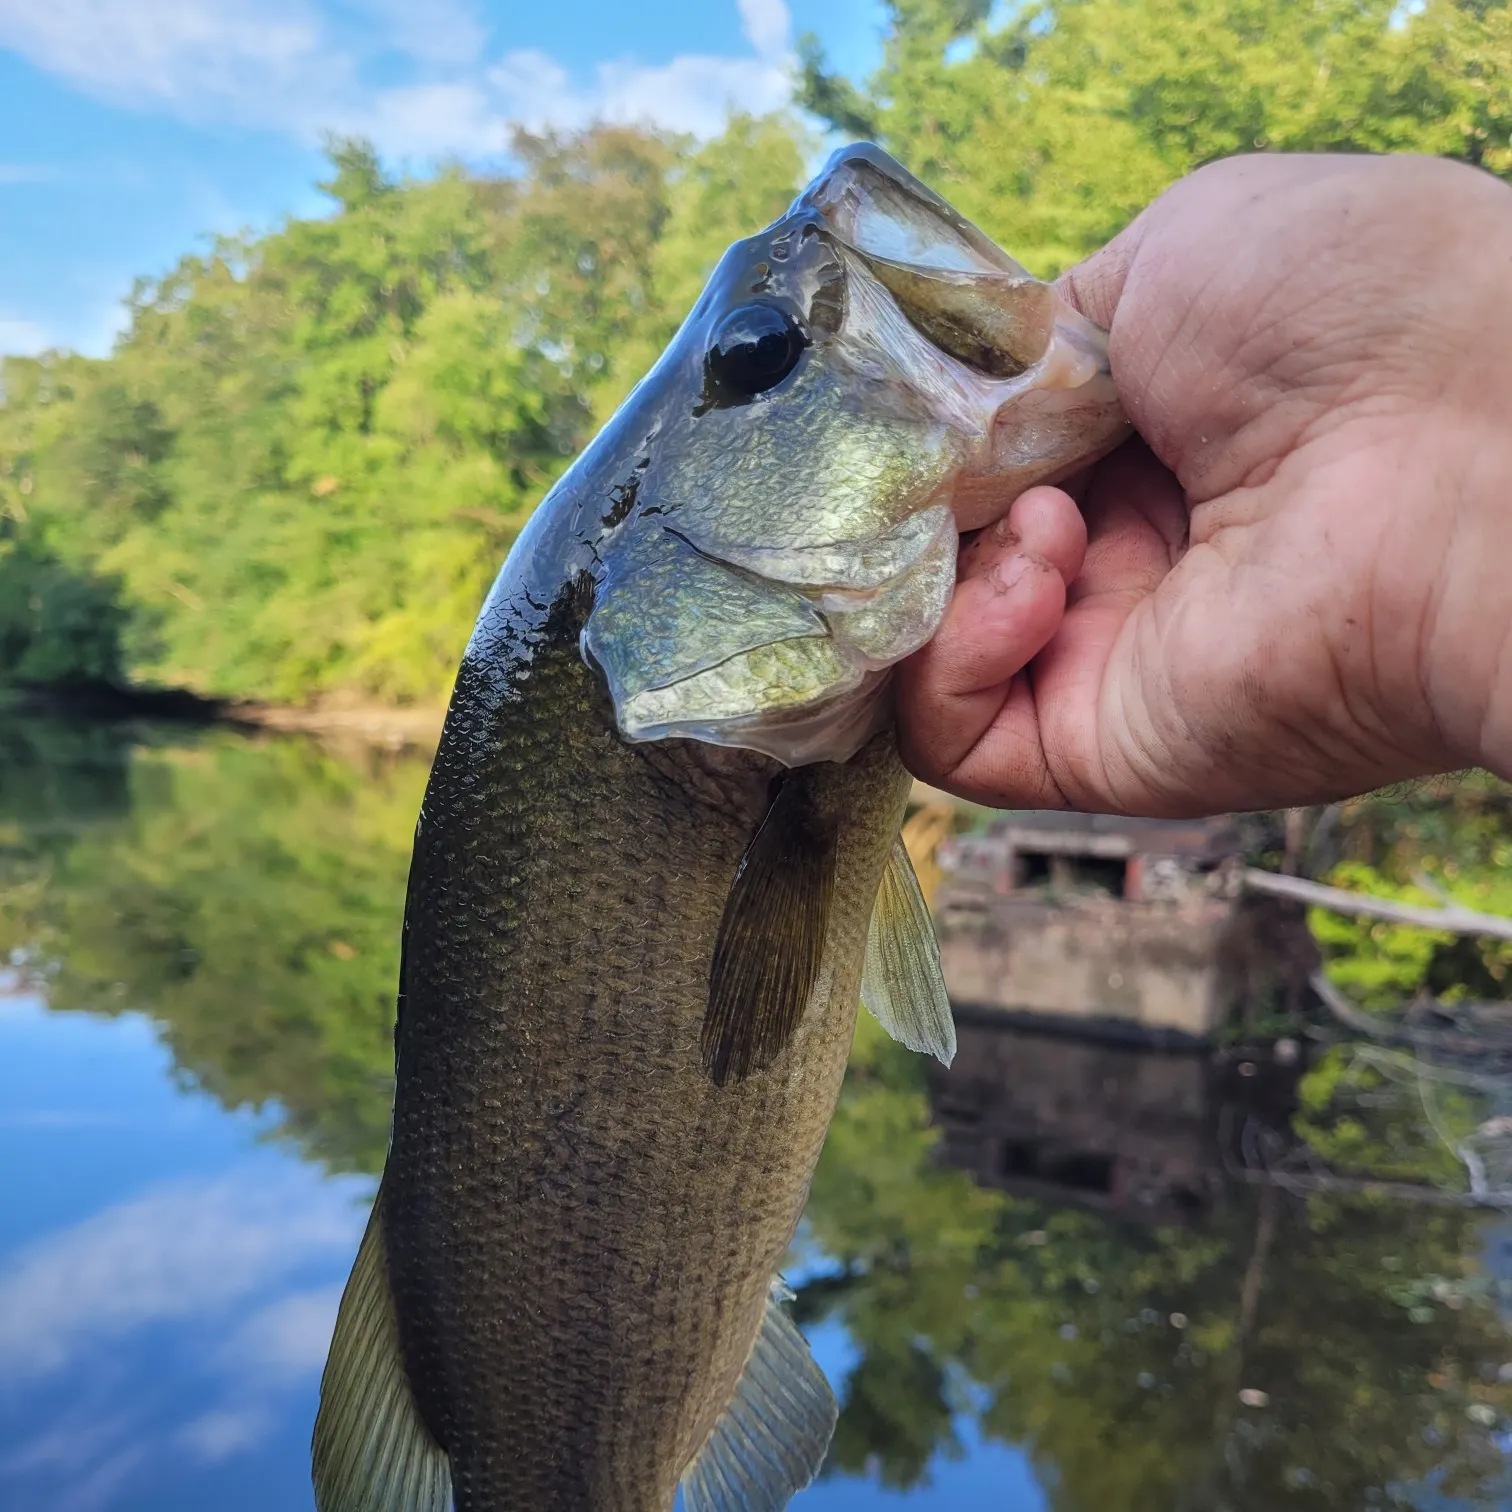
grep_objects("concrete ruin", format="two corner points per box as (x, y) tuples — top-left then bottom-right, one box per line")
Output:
(934, 812), (1314, 1042)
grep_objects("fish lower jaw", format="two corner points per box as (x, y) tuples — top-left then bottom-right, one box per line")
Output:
(620, 667), (894, 768)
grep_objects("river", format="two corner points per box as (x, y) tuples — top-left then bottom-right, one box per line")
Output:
(1, 716), (1510, 1511)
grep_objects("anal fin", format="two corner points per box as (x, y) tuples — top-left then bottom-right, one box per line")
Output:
(681, 1278), (838, 1512)
(703, 775), (838, 1086)
(312, 1193), (451, 1512)
(861, 835), (956, 1065)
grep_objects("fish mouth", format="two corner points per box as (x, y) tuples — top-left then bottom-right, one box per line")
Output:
(799, 143), (1129, 532)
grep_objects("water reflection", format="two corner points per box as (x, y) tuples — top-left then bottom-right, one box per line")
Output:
(1, 717), (1511, 1510)
(927, 1017), (1286, 1223)
(807, 1018), (1512, 1510)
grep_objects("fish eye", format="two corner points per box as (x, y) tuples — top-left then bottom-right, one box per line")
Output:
(704, 303), (807, 402)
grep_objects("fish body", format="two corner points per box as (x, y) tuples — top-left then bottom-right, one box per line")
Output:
(313, 145), (1128, 1512)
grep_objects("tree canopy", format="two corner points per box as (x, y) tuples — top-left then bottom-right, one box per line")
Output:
(1, 0), (1508, 709)
(0, 118), (806, 706)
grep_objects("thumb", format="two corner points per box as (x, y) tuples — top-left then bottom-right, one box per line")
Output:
(1055, 211), (1151, 329)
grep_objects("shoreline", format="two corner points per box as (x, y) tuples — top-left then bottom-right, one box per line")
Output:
(228, 700), (446, 750)
(3, 683), (980, 807)
(1, 681), (448, 752)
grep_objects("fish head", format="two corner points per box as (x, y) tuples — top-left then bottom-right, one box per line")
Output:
(581, 142), (1130, 766)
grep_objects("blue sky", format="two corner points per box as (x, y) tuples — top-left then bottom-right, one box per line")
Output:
(0, 0), (888, 358)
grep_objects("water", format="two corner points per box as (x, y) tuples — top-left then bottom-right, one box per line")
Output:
(2, 717), (1511, 1512)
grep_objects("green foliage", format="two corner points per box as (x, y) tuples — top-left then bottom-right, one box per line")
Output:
(1294, 1043), (1481, 1188)
(1311, 784), (1512, 1006)
(0, 117), (805, 708)
(0, 721), (422, 1173)
(0, 537), (126, 685)
(800, 1016), (1512, 1511)
(5, 2), (1511, 709)
(1311, 861), (1457, 1008)
(802, 0), (1512, 275)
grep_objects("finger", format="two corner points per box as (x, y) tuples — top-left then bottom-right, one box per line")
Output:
(907, 451), (1189, 812)
(898, 487), (1085, 793)
(958, 483), (1087, 585)
(1056, 213), (1150, 329)
(1023, 451), (1190, 808)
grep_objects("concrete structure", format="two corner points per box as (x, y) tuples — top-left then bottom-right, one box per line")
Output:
(933, 812), (1312, 1042)
(939, 811), (1245, 904)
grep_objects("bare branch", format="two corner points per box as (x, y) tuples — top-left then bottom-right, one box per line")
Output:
(1243, 867), (1512, 942)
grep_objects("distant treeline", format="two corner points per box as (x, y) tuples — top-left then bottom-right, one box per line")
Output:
(1, 0), (1507, 709)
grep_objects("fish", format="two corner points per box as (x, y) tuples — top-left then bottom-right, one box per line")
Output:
(311, 143), (1128, 1512)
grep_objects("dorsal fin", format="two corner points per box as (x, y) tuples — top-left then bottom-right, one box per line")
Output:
(312, 1193), (452, 1512)
(703, 775), (839, 1086)
(681, 1278), (838, 1512)
(860, 836), (956, 1065)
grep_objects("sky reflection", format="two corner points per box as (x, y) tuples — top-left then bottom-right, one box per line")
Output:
(0, 992), (1038, 1511)
(0, 993), (369, 1512)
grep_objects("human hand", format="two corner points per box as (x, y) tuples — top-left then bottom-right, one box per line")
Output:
(898, 152), (1512, 816)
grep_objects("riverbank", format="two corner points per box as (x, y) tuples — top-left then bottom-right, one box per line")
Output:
(1, 681), (447, 752)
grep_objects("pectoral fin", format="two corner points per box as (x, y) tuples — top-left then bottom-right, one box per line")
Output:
(861, 836), (956, 1066)
(703, 775), (838, 1086)
(311, 1195), (451, 1512)
(680, 1277), (838, 1512)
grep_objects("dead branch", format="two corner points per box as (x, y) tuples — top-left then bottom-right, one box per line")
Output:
(1243, 867), (1512, 942)
(1228, 1162), (1512, 1209)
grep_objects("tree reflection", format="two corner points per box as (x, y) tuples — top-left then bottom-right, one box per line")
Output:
(801, 1018), (1512, 1511)
(3, 720), (1511, 1508)
(0, 718), (416, 1173)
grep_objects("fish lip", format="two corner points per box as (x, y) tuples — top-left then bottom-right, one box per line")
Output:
(790, 141), (1025, 278)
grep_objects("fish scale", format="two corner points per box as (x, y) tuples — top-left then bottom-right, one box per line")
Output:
(313, 141), (1125, 1512)
(380, 583), (907, 1511)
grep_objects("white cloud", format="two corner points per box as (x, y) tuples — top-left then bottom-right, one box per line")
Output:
(0, 1169), (367, 1380)
(342, 79), (503, 157)
(337, 0), (485, 68)
(8, 1441), (145, 1512)
(481, 45), (791, 143)
(0, 0), (341, 123)
(0, 1158), (371, 1511)
(0, 315), (53, 356)
(739, 0), (792, 63)
(221, 1282), (345, 1382)
(0, 0), (796, 157)
(177, 1404), (277, 1463)
(0, 164), (60, 183)
(2, 1412), (152, 1512)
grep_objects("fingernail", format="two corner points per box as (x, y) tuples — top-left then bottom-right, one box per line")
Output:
(988, 553), (1033, 594)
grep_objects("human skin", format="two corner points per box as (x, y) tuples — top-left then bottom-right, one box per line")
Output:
(897, 153), (1512, 817)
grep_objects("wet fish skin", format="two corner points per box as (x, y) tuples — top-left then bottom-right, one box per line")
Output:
(313, 141), (1128, 1512)
(385, 567), (907, 1511)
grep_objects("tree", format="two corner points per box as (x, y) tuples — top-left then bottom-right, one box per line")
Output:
(801, 0), (1512, 276)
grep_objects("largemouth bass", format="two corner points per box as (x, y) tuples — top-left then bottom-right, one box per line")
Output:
(312, 144), (1127, 1512)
